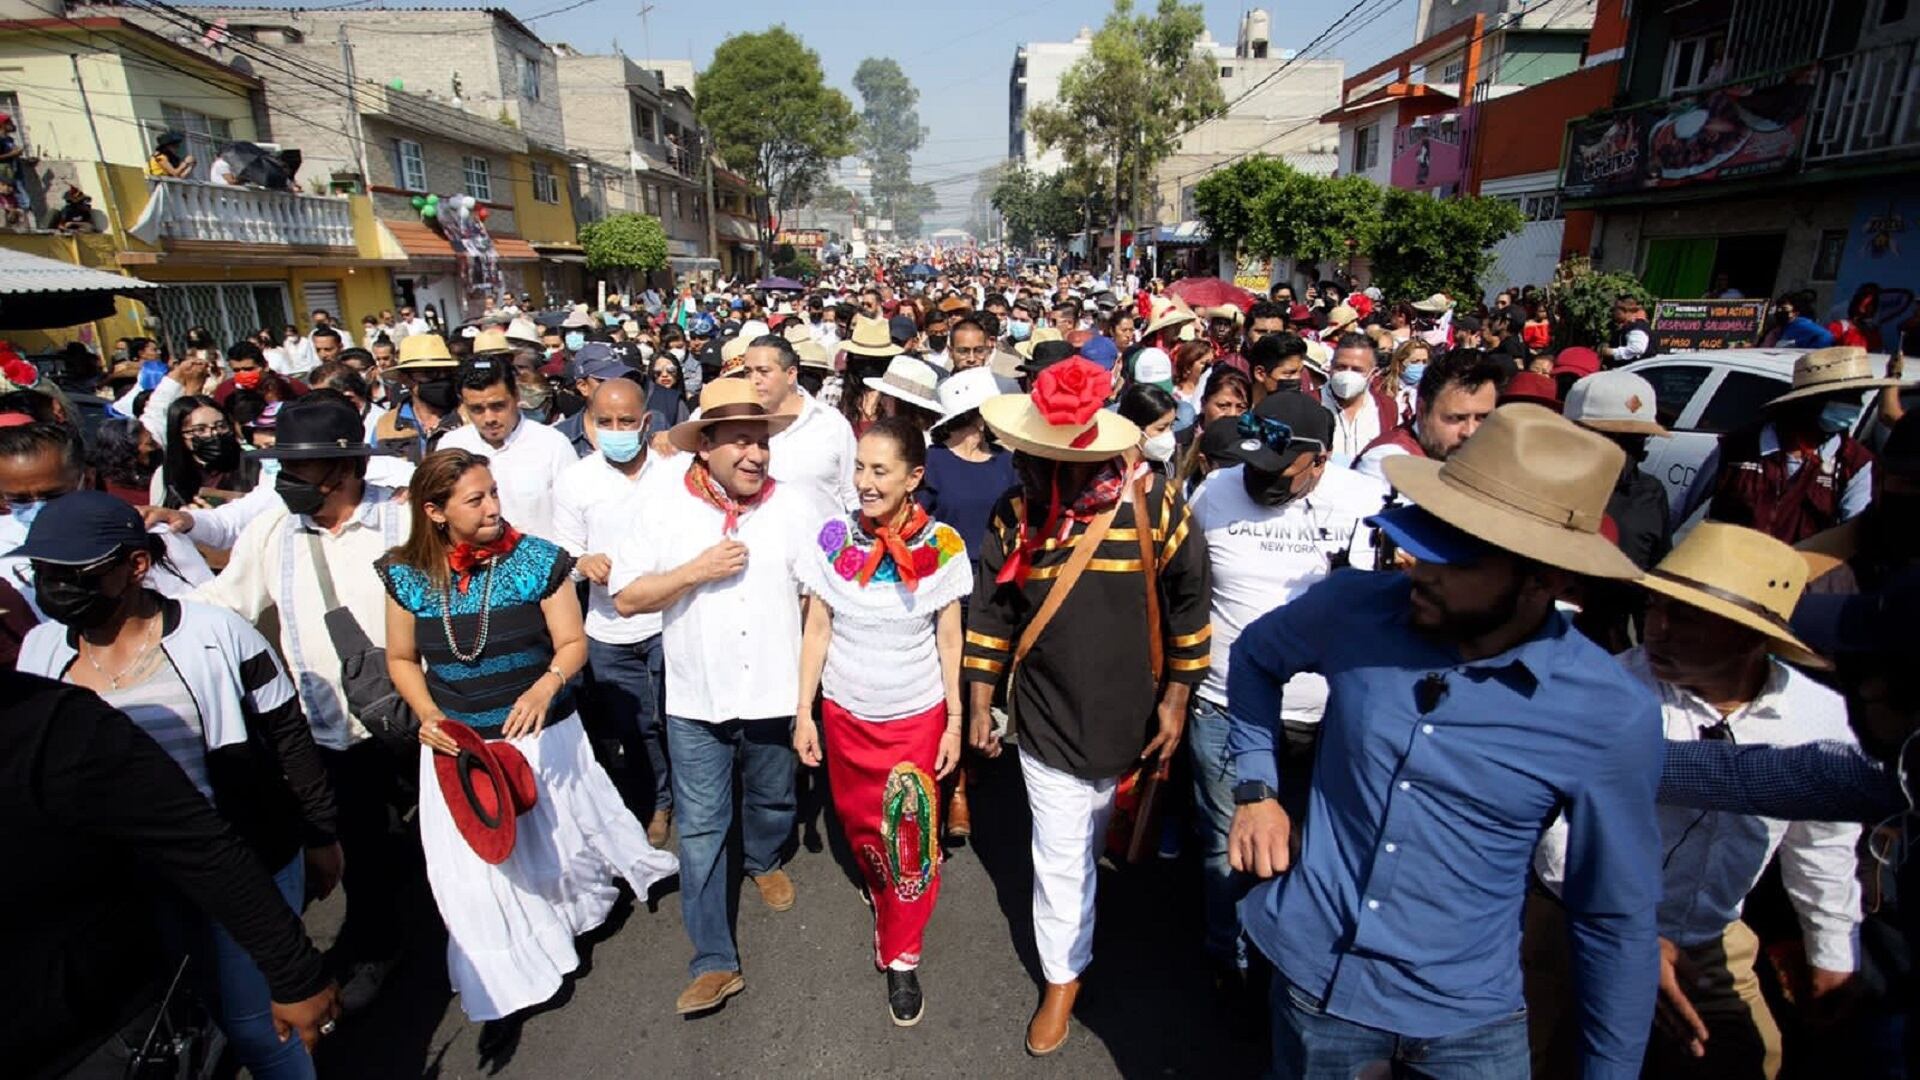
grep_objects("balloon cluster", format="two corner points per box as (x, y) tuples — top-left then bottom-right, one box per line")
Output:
(411, 192), (490, 224)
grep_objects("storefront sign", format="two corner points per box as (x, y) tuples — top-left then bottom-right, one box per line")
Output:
(1562, 68), (1815, 198)
(1233, 254), (1270, 292)
(1651, 298), (1770, 351)
(776, 229), (828, 250)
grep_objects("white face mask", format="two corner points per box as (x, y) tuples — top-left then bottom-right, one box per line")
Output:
(1141, 430), (1177, 462)
(1329, 369), (1370, 402)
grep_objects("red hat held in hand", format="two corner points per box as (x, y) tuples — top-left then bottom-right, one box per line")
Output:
(433, 719), (539, 864)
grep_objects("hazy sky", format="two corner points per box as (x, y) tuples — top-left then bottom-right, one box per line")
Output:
(281, 1), (1421, 225)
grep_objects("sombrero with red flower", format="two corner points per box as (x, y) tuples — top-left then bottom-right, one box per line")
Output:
(432, 719), (539, 864)
(979, 356), (1140, 462)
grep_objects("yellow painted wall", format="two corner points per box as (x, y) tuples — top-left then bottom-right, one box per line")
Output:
(507, 151), (578, 245)
(0, 32), (257, 169)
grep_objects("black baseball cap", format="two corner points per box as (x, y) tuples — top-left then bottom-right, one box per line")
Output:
(7, 491), (149, 564)
(1217, 390), (1336, 472)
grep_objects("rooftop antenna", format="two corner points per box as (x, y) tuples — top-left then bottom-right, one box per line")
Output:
(637, 3), (655, 68)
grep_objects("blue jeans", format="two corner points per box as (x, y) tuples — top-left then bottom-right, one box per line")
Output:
(1269, 972), (1530, 1080)
(1188, 696), (1248, 968)
(587, 635), (672, 815)
(167, 853), (313, 1080)
(667, 714), (795, 977)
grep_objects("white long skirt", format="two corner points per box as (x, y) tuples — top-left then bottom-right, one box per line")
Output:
(418, 715), (680, 1021)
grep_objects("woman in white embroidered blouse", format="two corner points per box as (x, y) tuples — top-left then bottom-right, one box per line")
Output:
(793, 417), (972, 1029)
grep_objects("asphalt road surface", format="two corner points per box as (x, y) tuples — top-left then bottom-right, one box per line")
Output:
(306, 749), (1266, 1078)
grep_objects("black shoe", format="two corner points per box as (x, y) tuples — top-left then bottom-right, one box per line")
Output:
(886, 969), (923, 1027)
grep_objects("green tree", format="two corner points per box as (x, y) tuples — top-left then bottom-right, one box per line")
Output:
(853, 57), (932, 238)
(772, 243), (820, 280)
(697, 27), (858, 262)
(578, 213), (667, 287)
(1364, 189), (1524, 305)
(991, 166), (1091, 250)
(1194, 157), (1381, 268)
(1550, 256), (1653, 348)
(1025, 0), (1224, 277)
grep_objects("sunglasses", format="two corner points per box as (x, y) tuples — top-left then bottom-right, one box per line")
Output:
(1236, 413), (1327, 455)
(19, 548), (131, 589)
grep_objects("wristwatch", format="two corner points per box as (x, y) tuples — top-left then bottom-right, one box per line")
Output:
(1232, 780), (1277, 805)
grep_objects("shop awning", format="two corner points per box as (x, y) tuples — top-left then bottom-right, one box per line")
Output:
(718, 216), (759, 243)
(0, 245), (155, 329)
(1152, 221), (1210, 246)
(384, 219), (539, 263)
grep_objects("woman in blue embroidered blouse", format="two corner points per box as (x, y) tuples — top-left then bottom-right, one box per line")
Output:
(379, 448), (677, 1027)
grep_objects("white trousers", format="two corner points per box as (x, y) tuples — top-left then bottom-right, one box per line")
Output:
(1019, 749), (1118, 985)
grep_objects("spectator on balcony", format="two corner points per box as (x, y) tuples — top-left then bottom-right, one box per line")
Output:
(209, 153), (238, 186)
(0, 178), (24, 230)
(147, 130), (196, 180)
(0, 113), (27, 213)
(46, 186), (95, 234)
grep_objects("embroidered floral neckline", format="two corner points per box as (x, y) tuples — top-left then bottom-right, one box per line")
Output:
(818, 513), (964, 589)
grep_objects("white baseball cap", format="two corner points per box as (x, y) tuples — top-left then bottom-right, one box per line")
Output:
(1563, 370), (1670, 437)
(1133, 346), (1173, 388)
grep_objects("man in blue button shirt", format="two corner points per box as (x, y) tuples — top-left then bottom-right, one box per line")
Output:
(1226, 404), (1665, 1080)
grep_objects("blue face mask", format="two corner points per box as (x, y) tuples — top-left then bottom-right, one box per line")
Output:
(7, 499), (45, 529)
(257, 455), (283, 480)
(598, 427), (643, 464)
(1009, 320), (1032, 342)
(565, 331), (586, 352)
(1817, 400), (1858, 435)
(1400, 361), (1427, 388)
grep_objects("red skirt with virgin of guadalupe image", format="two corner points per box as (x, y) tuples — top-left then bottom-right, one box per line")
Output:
(820, 697), (946, 969)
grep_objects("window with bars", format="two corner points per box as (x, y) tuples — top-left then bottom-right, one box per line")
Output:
(462, 155), (492, 202)
(394, 138), (426, 191)
(158, 105), (232, 181)
(151, 282), (291, 354)
(532, 160), (559, 203)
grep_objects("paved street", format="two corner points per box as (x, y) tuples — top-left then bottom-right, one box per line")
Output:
(307, 751), (1266, 1078)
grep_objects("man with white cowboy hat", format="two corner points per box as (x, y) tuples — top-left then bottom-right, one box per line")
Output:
(865, 354), (944, 421)
(962, 357), (1213, 1056)
(1226, 404), (1665, 1079)
(1528, 523), (1859, 1080)
(609, 377), (827, 1018)
(1686, 345), (1896, 544)
(372, 333), (465, 464)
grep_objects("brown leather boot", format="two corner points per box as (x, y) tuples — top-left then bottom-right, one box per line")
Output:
(1024, 979), (1079, 1056)
(750, 868), (796, 912)
(945, 771), (972, 840)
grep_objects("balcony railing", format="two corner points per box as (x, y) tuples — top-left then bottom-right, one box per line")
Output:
(133, 177), (356, 250)
(1806, 37), (1920, 164)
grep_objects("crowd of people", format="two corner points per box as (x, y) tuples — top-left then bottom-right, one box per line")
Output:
(1, 258), (1915, 1080)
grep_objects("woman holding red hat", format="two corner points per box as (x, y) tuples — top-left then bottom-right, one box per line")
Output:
(379, 448), (677, 1028)
(792, 416), (973, 1027)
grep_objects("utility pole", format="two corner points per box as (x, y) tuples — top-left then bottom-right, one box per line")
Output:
(340, 26), (372, 189)
(702, 137), (719, 274)
(69, 53), (124, 240)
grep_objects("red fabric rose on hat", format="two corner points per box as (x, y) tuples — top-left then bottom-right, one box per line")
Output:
(0, 343), (38, 390)
(1030, 356), (1108, 428)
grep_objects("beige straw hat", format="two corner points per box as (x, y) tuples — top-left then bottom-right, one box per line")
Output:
(1638, 522), (1829, 668)
(1765, 346), (1898, 408)
(1382, 403), (1640, 579)
(864, 355), (944, 413)
(667, 379), (795, 452)
(980, 357), (1140, 463)
(389, 333), (455, 372)
(841, 315), (903, 359)
(1013, 326), (1064, 360)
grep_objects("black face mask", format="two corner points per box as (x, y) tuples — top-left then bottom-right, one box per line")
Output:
(276, 468), (333, 517)
(1269, 378), (1303, 396)
(38, 566), (131, 630)
(415, 377), (459, 411)
(189, 434), (240, 472)
(927, 333), (949, 353)
(1242, 460), (1303, 508)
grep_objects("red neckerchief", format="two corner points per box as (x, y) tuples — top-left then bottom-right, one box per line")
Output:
(997, 457), (1133, 587)
(856, 503), (931, 591)
(448, 525), (522, 593)
(685, 458), (776, 536)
